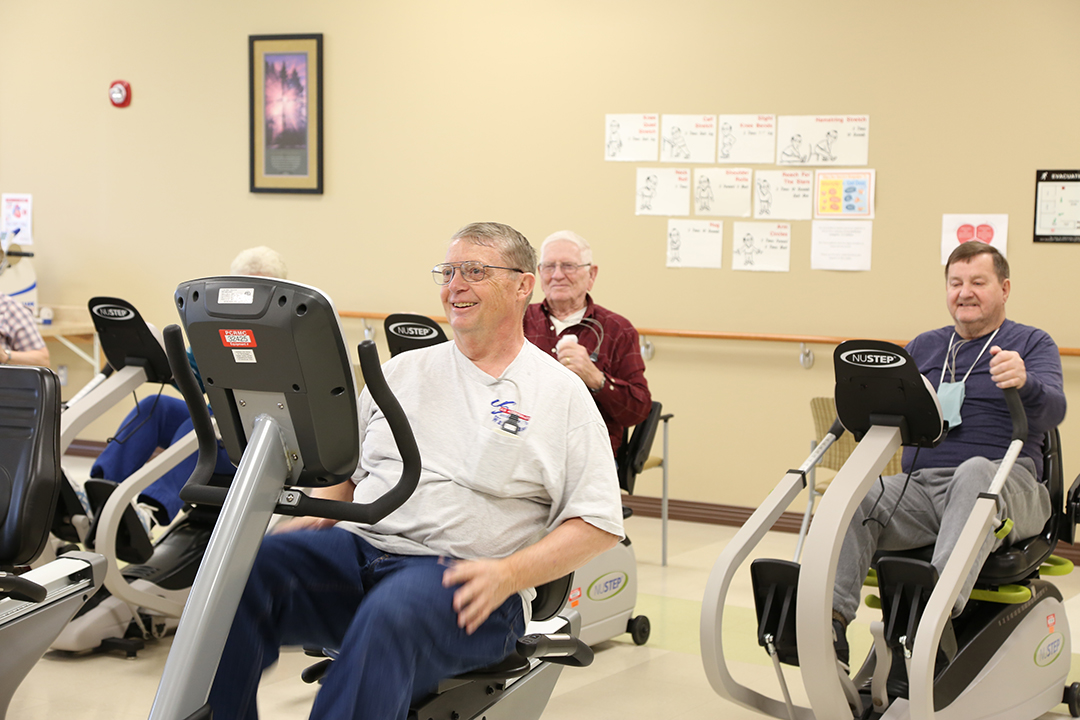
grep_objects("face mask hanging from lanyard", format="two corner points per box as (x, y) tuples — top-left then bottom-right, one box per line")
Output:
(937, 326), (1000, 430)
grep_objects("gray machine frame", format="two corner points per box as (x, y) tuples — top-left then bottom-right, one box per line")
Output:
(0, 365), (105, 718)
(150, 277), (593, 720)
(701, 340), (1073, 720)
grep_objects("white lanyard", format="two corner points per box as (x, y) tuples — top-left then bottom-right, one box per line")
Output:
(940, 326), (1000, 387)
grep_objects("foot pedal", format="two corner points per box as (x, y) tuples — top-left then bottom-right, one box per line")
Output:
(83, 479), (155, 564)
(750, 559), (801, 666)
(875, 557), (957, 678)
(99, 636), (146, 659)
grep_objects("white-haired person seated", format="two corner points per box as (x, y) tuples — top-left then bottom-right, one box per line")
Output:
(89, 247), (288, 523)
(523, 230), (651, 456)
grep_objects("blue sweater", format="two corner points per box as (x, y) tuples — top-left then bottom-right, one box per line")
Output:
(901, 319), (1066, 478)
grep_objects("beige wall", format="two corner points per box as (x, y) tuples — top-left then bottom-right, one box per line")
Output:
(2, 1), (1079, 509)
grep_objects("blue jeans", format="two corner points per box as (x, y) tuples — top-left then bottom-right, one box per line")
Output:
(208, 528), (526, 720)
(90, 395), (234, 521)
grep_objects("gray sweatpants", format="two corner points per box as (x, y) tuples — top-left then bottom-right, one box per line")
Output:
(832, 456), (1048, 623)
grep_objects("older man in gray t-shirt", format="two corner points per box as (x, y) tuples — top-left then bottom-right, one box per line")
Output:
(209, 223), (623, 720)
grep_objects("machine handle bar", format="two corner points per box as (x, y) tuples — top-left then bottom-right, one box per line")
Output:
(1003, 386), (1027, 444)
(827, 417), (845, 441)
(165, 325), (222, 504)
(272, 341), (421, 524)
(166, 328), (422, 525)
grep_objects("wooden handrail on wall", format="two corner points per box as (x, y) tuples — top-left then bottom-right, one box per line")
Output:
(338, 312), (1080, 357)
(635, 327), (908, 346)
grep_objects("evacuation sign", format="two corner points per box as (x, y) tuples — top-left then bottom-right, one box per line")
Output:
(1034, 170), (1080, 243)
(219, 329), (257, 348)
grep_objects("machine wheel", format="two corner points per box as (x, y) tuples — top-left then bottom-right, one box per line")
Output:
(1066, 682), (1080, 717)
(627, 615), (650, 646)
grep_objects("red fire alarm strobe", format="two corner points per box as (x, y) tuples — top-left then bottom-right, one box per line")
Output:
(109, 80), (132, 108)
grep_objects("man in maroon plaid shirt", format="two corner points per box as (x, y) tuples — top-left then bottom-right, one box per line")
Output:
(0, 294), (49, 366)
(524, 230), (651, 454)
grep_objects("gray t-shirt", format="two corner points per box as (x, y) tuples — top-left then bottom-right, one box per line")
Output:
(342, 340), (625, 568)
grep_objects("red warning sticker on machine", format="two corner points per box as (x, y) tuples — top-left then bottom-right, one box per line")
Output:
(219, 329), (257, 348)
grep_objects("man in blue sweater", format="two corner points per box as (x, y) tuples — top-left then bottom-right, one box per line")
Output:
(831, 241), (1066, 664)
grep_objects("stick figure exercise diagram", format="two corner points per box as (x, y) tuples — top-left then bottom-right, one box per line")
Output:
(716, 114), (777, 164)
(635, 168), (691, 216)
(668, 227), (681, 264)
(659, 114), (717, 163)
(639, 174), (659, 211)
(776, 115), (870, 166)
(602, 113), (660, 162)
(732, 232), (764, 268)
(756, 178), (772, 216)
(606, 119), (623, 158)
(718, 123), (736, 159)
(666, 219), (723, 268)
(663, 126), (691, 159)
(694, 168), (752, 217)
(732, 221), (791, 272)
(814, 129), (838, 162)
(696, 175), (714, 213)
(779, 134), (812, 164)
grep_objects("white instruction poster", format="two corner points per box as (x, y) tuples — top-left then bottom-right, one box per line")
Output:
(754, 170), (813, 220)
(0, 194), (33, 244)
(941, 214), (1009, 264)
(660, 114), (717, 163)
(732, 222), (791, 272)
(811, 220), (873, 271)
(694, 167), (752, 217)
(716, 114), (776, 164)
(636, 168), (691, 216)
(776, 115), (870, 166)
(815, 169), (876, 219)
(604, 114), (659, 162)
(666, 219), (723, 268)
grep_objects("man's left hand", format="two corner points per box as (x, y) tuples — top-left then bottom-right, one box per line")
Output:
(989, 346), (1027, 389)
(556, 339), (604, 391)
(442, 558), (516, 635)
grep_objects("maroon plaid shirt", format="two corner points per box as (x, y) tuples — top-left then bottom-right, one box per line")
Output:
(524, 295), (651, 453)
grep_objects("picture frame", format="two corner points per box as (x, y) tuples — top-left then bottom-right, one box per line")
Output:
(249, 34), (323, 194)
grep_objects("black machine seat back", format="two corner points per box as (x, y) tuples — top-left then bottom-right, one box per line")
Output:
(0, 366), (62, 568)
(383, 313), (448, 357)
(174, 278), (359, 489)
(530, 572), (574, 623)
(89, 297), (173, 383)
(834, 340), (945, 448)
(617, 401), (663, 495)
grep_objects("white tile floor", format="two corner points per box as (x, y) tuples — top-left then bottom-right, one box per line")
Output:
(13, 460), (1080, 719)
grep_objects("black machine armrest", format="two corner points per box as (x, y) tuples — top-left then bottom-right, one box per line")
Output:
(0, 573), (47, 603)
(516, 632), (594, 668)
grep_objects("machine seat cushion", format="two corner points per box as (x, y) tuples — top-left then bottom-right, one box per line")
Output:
(976, 534), (1053, 585)
(874, 532), (1054, 589)
(454, 653), (531, 681)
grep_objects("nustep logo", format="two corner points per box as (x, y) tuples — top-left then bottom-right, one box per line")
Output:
(389, 322), (437, 340)
(587, 571), (628, 602)
(1035, 632), (1064, 667)
(840, 349), (905, 369)
(91, 304), (135, 321)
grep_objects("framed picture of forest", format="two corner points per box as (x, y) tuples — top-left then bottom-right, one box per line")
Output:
(249, 34), (323, 193)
